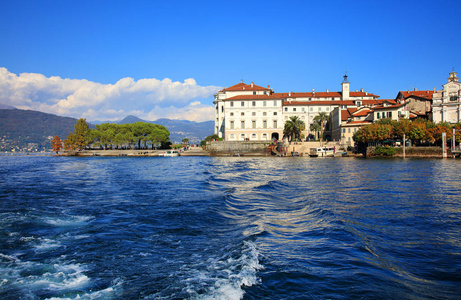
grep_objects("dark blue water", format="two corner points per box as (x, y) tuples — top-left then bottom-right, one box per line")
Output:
(0, 156), (460, 299)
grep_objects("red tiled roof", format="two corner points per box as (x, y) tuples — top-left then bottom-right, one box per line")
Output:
(221, 82), (271, 92)
(274, 91), (379, 99)
(378, 99), (397, 104)
(345, 121), (373, 125)
(399, 90), (434, 100)
(373, 103), (405, 110)
(409, 110), (426, 116)
(347, 108), (358, 114)
(224, 94), (281, 100)
(283, 100), (356, 106)
(341, 110), (351, 121)
(349, 92), (379, 98)
(275, 92), (342, 98)
(352, 109), (373, 117)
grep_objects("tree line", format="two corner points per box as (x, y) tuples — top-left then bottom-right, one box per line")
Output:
(283, 113), (330, 142)
(353, 118), (461, 145)
(52, 119), (171, 152)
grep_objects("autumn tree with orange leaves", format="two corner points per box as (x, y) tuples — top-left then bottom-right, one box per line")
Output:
(51, 136), (63, 154)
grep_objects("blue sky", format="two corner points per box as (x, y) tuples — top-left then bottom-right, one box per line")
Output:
(0, 0), (460, 122)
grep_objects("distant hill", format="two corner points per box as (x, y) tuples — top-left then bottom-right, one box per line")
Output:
(0, 109), (78, 151)
(0, 103), (17, 110)
(115, 115), (214, 144)
(0, 108), (215, 151)
(154, 118), (214, 144)
(118, 115), (145, 124)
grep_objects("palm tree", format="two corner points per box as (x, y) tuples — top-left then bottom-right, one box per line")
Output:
(314, 112), (330, 140)
(309, 122), (321, 140)
(283, 116), (305, 142)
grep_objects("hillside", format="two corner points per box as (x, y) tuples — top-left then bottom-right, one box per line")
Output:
(117, 115), (214, 144)
(0, 109), (215, 151)
(0, 104), (16, 110)
(0, 109), (78, 151)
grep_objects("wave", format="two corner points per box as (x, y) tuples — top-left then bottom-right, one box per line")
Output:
(44, 215), (94, 227)
(185, 241), (263, 300)
(0, 252), (122, 299)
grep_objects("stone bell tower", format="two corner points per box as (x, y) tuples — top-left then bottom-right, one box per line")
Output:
(341, 72), (350, 100)
(448, 69), (459, 82)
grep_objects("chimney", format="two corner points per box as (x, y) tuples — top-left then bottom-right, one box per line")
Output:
(361, 88), (364, 92)
(414, 87), (417, 91)
(289, 92), (291, 96)
(251, 82), (254, 88)
(326, 88), (329, 93)
(268, 85), (270, 88)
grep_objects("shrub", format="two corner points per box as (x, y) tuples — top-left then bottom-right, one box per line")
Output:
(374, 146), (396, 156)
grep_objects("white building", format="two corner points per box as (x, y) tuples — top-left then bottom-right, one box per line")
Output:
(214, 75), (380, 141)
(214, 82), (284, 141)
(432, 70), (461, 123)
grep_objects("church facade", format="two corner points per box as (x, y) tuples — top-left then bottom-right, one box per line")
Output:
(432, 70), (461, 123)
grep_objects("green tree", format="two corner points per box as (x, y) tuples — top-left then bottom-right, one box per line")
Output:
(63, 118), (90, 151)
(90, 122), (170, 150)
(314, 112), (330, 140)
(182, 138), (189, 144)
(64, 132), (78, 150)
(408, 122), (427, 145)
(393, 119), (411, 139)
(309, 122), (321, 140)
(73, 118), (91, 150)
(353, 123), (392, 143)
(283, 116), (305, 142)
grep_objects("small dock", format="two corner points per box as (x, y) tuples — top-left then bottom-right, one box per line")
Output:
(451, 149), (461, 158)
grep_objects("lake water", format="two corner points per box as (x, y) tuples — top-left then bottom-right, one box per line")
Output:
(0, 156), (460, 299)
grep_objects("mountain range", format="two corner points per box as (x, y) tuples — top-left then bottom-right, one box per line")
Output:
(117, 115), (214, 144)
(0, 105), (214, 151)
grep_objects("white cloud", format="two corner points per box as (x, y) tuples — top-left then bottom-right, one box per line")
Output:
(0, 67), (221, 122)
(145, 102), (216, 122)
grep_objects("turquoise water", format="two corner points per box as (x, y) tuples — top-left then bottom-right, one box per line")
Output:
(0, 156), (460, 299)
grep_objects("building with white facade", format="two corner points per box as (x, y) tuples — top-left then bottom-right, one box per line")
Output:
(214, 75), (380, 141)
(214, 82), (284, 141)
(432, 70), (461, 123)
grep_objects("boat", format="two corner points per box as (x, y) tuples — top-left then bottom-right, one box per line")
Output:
(309, 147), (335, 157)
(158, 150), (180, 157)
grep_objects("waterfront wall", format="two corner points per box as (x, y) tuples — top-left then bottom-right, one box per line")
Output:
(207, 141), (271, 156)
(207, 140), (343, 156)
(367, 146), (444, 158)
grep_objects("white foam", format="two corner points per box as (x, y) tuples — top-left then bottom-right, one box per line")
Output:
(34, 238), (61, 251)
(185, 241), (263, 300)
(0, 278), (8, 286)
(0, 254), (102, 299)
(45, 215), (93, 226)
(0, 252), (20, 262)
(45, 278), (123, 300)
(19, 236), (36, 242)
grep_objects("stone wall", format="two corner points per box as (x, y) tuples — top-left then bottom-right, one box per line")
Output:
(207, 140), (343, 156)
(366, 146), (444, 158)
(206, 141), (271, 156)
